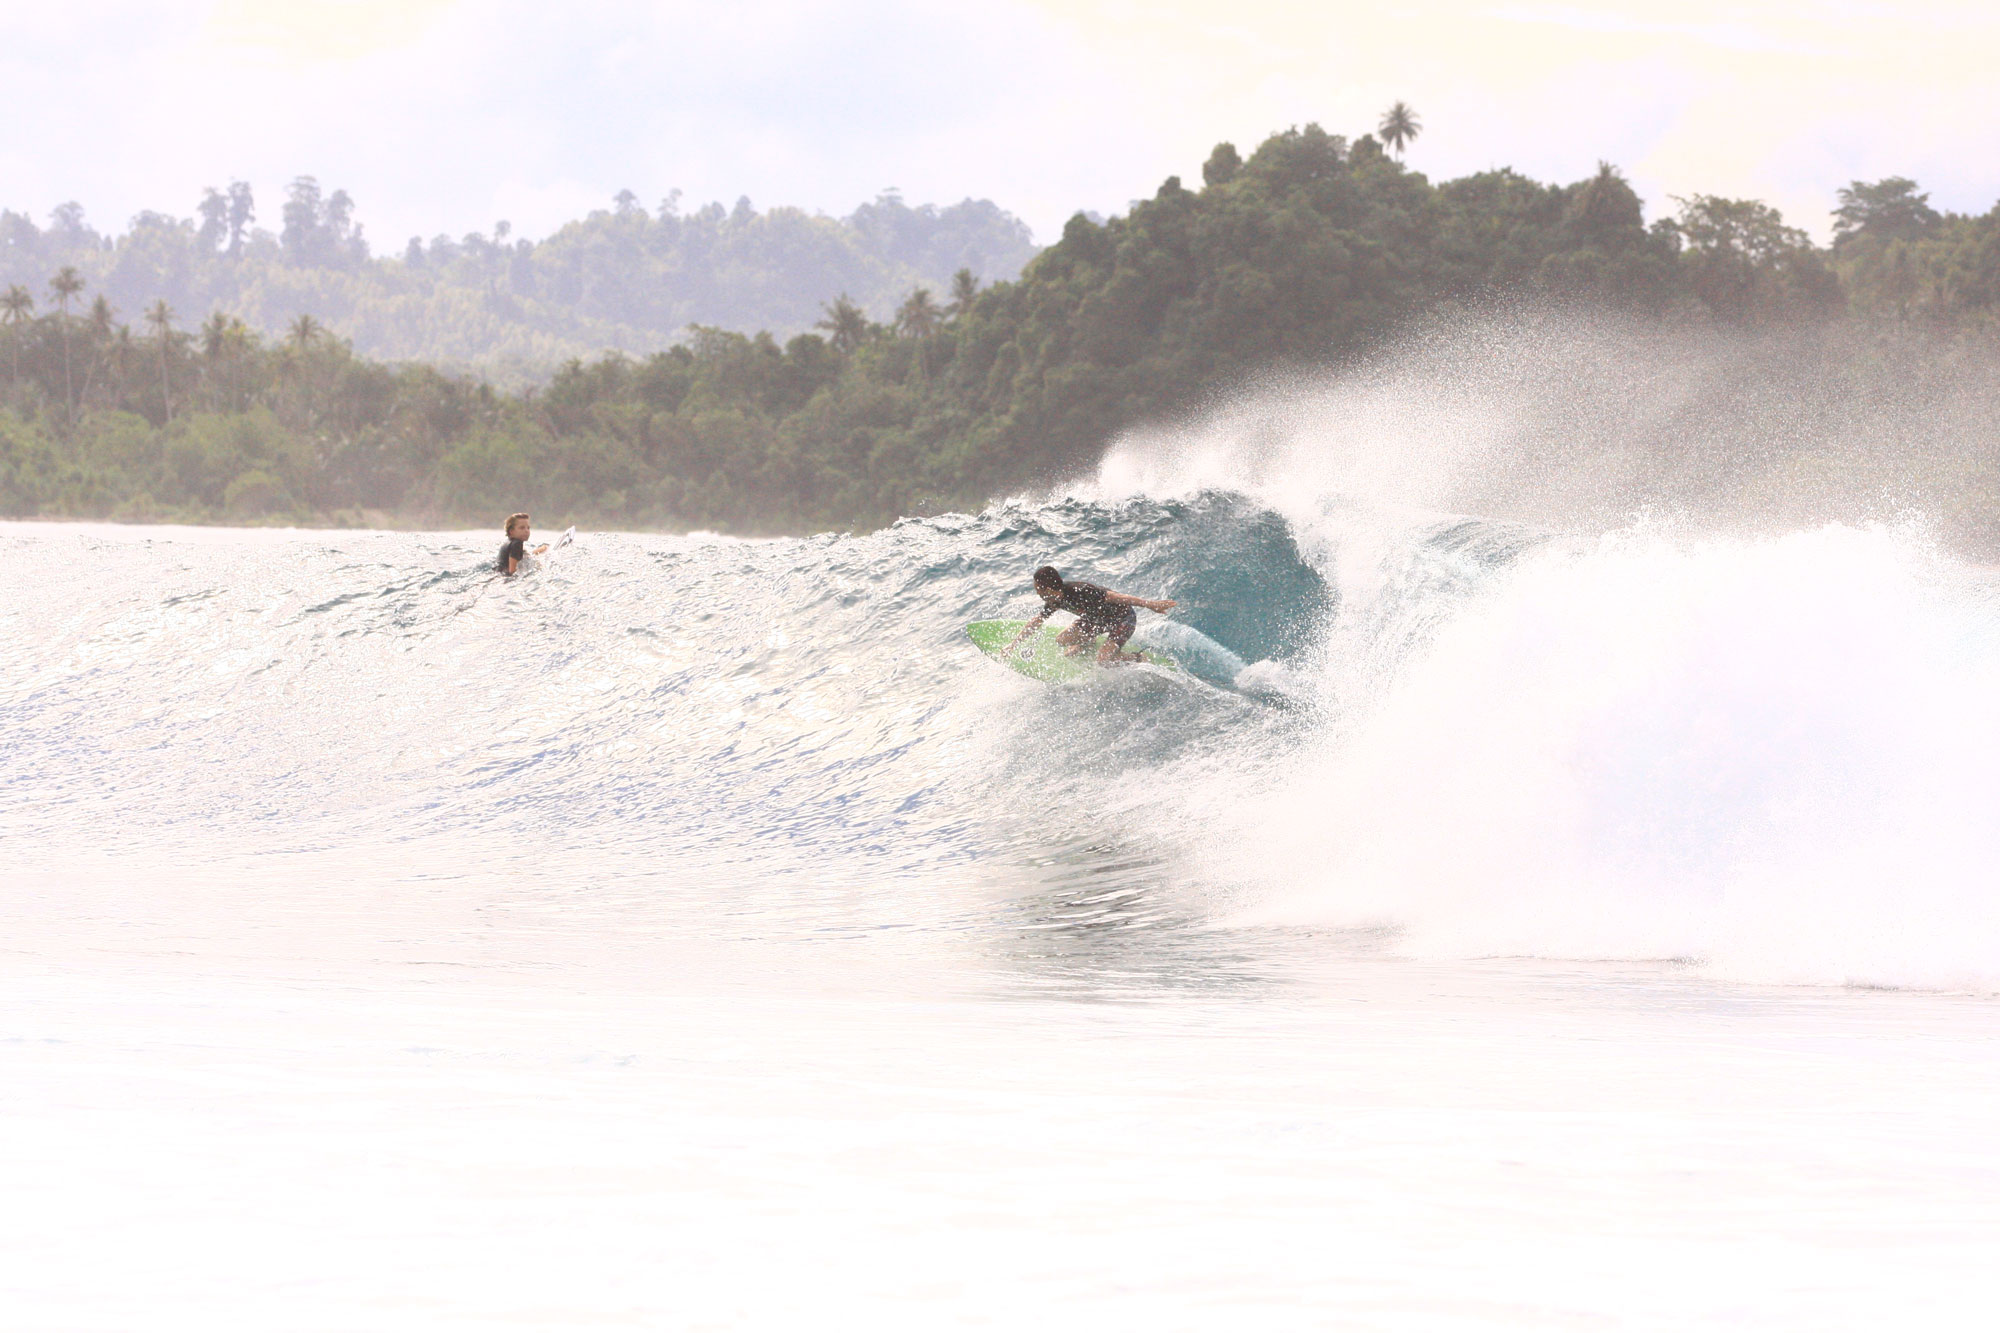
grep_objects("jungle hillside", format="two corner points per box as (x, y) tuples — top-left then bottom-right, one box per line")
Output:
(5, 121), (2000, 550)
(0, 185), (1037, 371)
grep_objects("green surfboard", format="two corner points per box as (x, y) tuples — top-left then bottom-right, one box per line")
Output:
(967, 619), (1178, 683)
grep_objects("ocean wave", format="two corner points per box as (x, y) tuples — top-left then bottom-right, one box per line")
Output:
(8, 477), (2000, 988)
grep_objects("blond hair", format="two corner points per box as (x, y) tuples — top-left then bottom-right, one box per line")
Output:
(504, 512), (530, 536)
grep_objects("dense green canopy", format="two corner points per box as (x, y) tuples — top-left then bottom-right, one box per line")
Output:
(4, 123), (1997, 544)
(0, 181), (1036, 371)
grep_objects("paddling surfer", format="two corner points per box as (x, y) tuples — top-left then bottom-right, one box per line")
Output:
(1010, 564), (1177, 666)
(496, 512), (550, 575)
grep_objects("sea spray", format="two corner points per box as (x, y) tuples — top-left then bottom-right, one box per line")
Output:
(1074, 304), (2000, 987)
(1226, 522), (2000, 988)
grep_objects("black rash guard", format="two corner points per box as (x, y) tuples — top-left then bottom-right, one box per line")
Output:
(497, 537), (527, 573)
(1040, 580), (1137, 642)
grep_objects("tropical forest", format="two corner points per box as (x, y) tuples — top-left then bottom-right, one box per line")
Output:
(5, 114), (2000, 548)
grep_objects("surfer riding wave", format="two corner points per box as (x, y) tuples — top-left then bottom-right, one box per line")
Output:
(1011, 565), (1177, 667)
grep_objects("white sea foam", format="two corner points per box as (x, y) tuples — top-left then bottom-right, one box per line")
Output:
(1230, 523), (2000, 988)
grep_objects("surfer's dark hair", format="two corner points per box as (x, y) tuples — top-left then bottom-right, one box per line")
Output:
(1033, 565), (1062, 590)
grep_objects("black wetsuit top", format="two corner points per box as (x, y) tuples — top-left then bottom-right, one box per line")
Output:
(1041, 581), (1134, 632)
(497, 537), (526, 573)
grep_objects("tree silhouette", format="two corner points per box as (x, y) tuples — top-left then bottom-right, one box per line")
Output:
(194, 313), (253, 410)
(145, 299), (176, 420)
(815, 294), (870, 353)
(1378, 102), (1422, 158)
(49, 268), (83, 317)
(1670, 194), (1838, 322)
(79, 295), (118, 411)
(1, 284), (33, 391)
(200, 311), (234, 407)
(197, 188), (229, 251)
(49, 266), (85, 428)
(1565, 161), (1643, 242)
(288, 313), (322, 350)
(896, 287), (940, 339)
(225, 181), (255, 257)
(324, 189), (358, 261)
(896, 288), (943, 382)
(1202, 142), (1243, 187)
(948, 268), (980, 318)
(200, 310), (232, 360)
(1832, 178), (1941, 249)
(282, 177), (326, 265)
(87, 323), (137, 414)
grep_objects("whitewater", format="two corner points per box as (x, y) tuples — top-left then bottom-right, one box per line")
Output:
(8, 404), (2000, 1322)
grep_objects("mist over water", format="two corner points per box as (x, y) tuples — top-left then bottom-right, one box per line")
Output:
(1102, 304), (2000, 554)
(1236, 524), (2000, 984)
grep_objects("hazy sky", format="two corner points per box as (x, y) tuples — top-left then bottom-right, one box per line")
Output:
(3, 0), (1997, 249)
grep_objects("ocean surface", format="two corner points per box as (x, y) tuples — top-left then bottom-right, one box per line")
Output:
(6, 463), (2000, 1326)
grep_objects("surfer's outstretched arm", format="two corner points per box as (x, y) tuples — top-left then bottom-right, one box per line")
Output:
(1010, 613), (1047, 647)
(1104, 591), (1177, 613)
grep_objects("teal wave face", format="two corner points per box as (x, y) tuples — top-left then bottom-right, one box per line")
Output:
(1002, 493), (1335, 665)
(0, 494), (1353, 938)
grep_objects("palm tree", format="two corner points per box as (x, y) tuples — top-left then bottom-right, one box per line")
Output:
(1, 284), (33, 391)
(200, 311), (246, 411)
(287, 312), (322, 350)
(1378, 101), (1422, 159)
(78, 295), (118, 411)
(895, 288), (940, 340)
(814, 294), (870, 354)
(48, 268), (83, 317)
(200, 310), (232, 360)
(948, 268), (980, 319)
(102, 325), (136, 403)
(48, 266), (85, 427)
(896, 288), (944, 382)
(145, 299), (175, 420)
